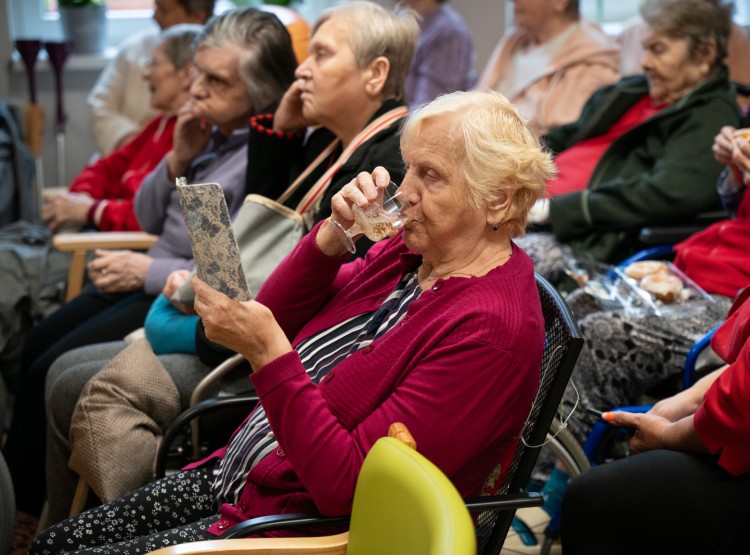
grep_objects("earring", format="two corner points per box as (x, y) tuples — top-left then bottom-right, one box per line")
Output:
(491, 222), (498, 231)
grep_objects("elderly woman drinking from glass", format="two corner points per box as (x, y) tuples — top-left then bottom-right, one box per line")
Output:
(31, 90), (555, 555)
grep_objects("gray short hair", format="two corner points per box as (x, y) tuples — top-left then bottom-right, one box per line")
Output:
(159, 24), (202, 68)
(196, 8), (297, 113)
(313, 1), (419, 103)
(401, 91), (556, 238)
(641, 0), (732, 69)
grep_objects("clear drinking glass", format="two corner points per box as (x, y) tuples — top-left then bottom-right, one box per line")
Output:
(331, 181), (410, 253)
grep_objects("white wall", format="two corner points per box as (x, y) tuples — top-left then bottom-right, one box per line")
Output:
(450, 1), (507, 77)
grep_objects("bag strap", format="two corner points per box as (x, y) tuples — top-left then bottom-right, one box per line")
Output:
(280, 107), (407, 217)
(275, 138), (340, 206)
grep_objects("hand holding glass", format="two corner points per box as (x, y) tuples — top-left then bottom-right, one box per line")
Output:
(331, 182), (410, 253)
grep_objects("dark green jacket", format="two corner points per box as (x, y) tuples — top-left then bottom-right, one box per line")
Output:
(546, 67), (741, 262)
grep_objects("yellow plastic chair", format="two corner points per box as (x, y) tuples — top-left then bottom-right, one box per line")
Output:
(147, 434), (476, 555)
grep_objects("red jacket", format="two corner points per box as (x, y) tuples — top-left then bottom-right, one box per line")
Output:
(68, 114), (176, 231)
(194, 223), (544, 536)
(694, 286), (750, 475)
(673, 188), (750, 298)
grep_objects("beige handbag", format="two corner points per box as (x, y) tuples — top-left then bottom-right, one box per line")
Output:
(68, 338), (180, 502)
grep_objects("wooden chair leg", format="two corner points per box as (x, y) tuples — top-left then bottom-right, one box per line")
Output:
(35, 501), (49, 535)
(69, 478), (90, 518)
(65, 250), (88, 301)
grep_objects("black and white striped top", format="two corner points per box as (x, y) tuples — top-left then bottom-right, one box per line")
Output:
(210, 270), (421, 506)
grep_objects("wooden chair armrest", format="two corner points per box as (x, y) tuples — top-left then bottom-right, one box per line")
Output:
(146, 532), (349, 555)
(53, 231), (158, 301)
(53, 231), (158, 252)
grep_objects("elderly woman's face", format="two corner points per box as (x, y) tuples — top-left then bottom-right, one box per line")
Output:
(511, 0), (563, 32)
(641, 30), (712, 105)
(294, 17), (368, 127)
(190, 46), (254, 134)
(398, 117), (486, 258)
(143, 43), (188, 113)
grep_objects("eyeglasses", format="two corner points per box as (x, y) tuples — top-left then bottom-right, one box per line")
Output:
(145, 57), (171, 69)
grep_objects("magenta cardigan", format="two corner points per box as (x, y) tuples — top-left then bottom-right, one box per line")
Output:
(200, 222), (545, 536)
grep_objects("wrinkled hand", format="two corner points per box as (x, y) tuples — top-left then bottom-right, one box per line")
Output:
(192, 277), (292, 370)
(272, 80), (315, 133)
(167, 99), (212, 179)
(317, 167), (392, 257)
(649, 388), (701, 422)
(163, 269), (196, 315)
(87, 249), (153, 292)
(42, 193), (94, 233)
(712, 125), (736, 166)
(602, 410), (671, 454)
(731, 129), (750, 186)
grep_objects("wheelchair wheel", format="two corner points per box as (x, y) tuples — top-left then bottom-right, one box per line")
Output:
(544, 417), (590, 477)
(0, 451), (15, 555)
(502, 419), (590, 554)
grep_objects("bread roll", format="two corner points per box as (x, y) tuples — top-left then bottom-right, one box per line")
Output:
(640, 273), (684, 303)
(624, 260), (668, 280)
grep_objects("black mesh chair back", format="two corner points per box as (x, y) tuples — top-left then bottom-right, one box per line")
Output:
(475, 273), (583, 554)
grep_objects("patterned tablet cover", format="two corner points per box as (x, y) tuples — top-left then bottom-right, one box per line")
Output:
(176, 181), (252, 301)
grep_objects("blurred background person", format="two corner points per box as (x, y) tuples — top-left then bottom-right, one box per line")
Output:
(88, 0), (215, 156)
(402, 0), (475, 108)
(518, 0), (741, 281)
(618, 0), (750, 110)
(475, 0), (619, 134)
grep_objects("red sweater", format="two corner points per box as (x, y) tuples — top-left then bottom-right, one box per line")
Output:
(199, 223), (545, 536)
(68, 115), (176, 231)
(673, 188), (750, 298)
(694, 286), (750, 476)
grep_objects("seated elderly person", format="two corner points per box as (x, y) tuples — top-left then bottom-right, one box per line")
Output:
(40, 0), (418, 526)
(617, 0), (750, 109)
(402, 0), (475, 108)
(43, 25), (200, 235)
(2, 7), (297, 527)
(30, 89), (554, 554)
(87, 0), (214, 155)
(475, 0), (619, 134)
(562, 284), (750, 554)
(518, 0), (743, 282)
